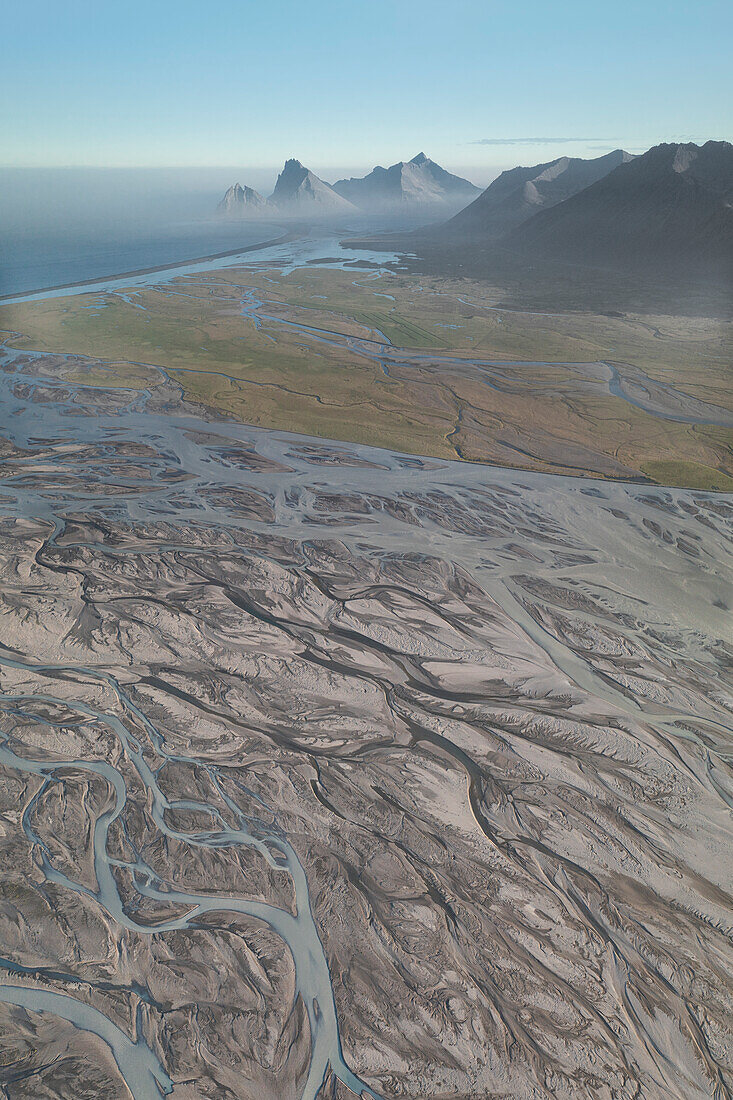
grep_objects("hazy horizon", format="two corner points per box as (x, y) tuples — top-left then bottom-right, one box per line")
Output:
(2, 143), (722, 178)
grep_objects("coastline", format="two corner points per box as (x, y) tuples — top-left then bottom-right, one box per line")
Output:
(0, 227), (300, 304)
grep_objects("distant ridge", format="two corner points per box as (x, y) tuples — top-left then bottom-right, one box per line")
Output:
(345, 140), (733, 315)
(217, 154), (479, 219)
(268, 159), (356, 214)
(505, 140), (733, 281)
(218, 160), (356, 218)
(217, 183), (267, 216)
(334, 153), (480, 212)
(438, 149), (634, 239)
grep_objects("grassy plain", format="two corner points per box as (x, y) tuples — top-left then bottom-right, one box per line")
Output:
(1, 265), (731, 487)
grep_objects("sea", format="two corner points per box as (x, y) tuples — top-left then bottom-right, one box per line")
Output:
(0, 167), (285, 298)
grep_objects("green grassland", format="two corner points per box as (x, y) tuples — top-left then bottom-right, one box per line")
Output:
(1, 265), (731, 489)
(217, 267), (733, 389)
(641, 460), (733, 492)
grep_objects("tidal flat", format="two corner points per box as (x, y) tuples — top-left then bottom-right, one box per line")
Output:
(0, 336), (731, 1099)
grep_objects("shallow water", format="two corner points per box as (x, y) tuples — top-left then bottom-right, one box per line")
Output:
(0, 217), (289, 299)
(1, 226), (406, 305)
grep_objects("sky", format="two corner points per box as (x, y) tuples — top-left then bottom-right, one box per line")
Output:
(3, 0), (732, 182)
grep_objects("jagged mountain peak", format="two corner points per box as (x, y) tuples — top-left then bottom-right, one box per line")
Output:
(333, 153), (480, 212)
(269, 159), (356, 213)
(217, 159), (355, 218)
(217, 182), (267, 215)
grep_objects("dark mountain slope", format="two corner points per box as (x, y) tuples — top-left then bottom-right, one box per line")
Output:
(439, 149), (633, 239)
(505, 141), (733, 282)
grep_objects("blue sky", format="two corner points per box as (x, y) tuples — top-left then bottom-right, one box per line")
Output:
(4, 0), (731, 180)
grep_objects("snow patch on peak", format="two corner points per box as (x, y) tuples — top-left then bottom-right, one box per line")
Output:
(673, 146), (698, 174)
(535, 157), (571, 183)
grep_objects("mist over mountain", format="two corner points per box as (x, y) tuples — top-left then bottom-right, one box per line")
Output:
(217, 159), (355, 218)
(217, 182), (267, 215)
(439, 148), (634, 238)
(217, 154), (479, 219)
(0, 167), (284, 297)
(347, 141), (733, 315)
(504, 140), (733, 282)
(268, 159), (356, 214)
(333, 153), (480, 212)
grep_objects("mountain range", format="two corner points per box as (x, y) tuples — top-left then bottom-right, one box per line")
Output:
(217, 159), (353, 218)
(426, 141), (733, 286)
(348, 141), (733, 313)
(216, 142), (732, 308)
(217, 154), (479, 217)
(333, 153), (480, 212)
(440, 148), (634, 239)
(503, 140), (733, 281)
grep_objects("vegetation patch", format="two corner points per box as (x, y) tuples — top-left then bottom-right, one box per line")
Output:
(2, 266), (731, 488)
(641, 460), (733, 492)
